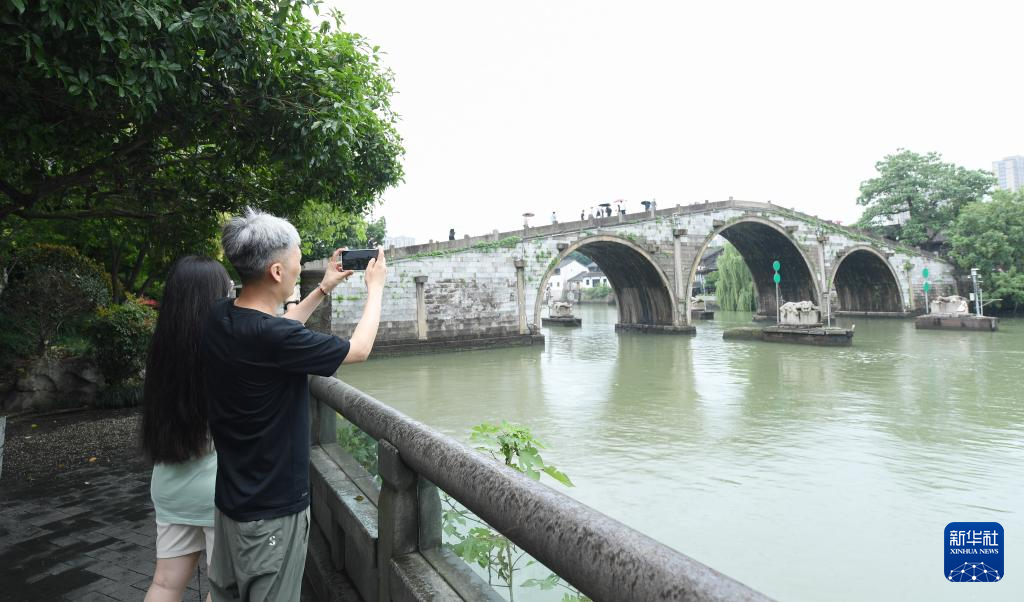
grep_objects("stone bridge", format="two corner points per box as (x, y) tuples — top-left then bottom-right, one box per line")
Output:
(321, 199), (957, 348)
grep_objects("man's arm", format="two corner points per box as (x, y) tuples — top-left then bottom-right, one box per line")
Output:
(343, 251), (387, 364)
(283, 248), (353, 324)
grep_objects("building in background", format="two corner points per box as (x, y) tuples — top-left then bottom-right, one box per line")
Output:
(546, 258), (589, 301)
(992, 156), (1024, 192)
(384, 235), (416, 248)
(565, 263), (610, 302)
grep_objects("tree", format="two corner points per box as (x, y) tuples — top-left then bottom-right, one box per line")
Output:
(949, 189), (1024, 312)
(1, 0), (403, 297)
(715, 244), (756, 311)
(292, 200), (387, 261)
(856, 150), (994, 246)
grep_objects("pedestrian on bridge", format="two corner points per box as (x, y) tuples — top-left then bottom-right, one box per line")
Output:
(201, 208), (388, 601)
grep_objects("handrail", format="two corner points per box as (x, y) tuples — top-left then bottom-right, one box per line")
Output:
(310, 375), (770, 602)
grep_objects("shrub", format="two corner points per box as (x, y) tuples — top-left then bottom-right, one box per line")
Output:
(581, 284), (612, 300)
(0, 244), (111, 356)
(94, 378), (145, 409)
(88, 297), (157, 386)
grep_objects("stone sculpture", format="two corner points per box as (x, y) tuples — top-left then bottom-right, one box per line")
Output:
(779, 300), (821, 326)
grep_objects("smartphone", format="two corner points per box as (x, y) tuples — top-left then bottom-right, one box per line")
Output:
(341, 248), (380, 271)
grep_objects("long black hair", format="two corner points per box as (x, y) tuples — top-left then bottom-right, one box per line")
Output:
(141, 256), (231, 464)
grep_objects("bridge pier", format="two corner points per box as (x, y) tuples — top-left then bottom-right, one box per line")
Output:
(615, 323), (696, 334)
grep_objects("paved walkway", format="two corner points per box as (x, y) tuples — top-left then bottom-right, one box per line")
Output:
(0, 461), (210, 601)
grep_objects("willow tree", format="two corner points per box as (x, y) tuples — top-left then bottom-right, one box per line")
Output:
(715, 243), (756, 311)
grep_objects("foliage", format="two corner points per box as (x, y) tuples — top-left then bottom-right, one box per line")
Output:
(855, 150), (995, 246)
(94, 378), (144, 409)
(468, 422), (573, 487)
(581, 284), (612, 301)
(701, 270), (719, 294)
(293, 200), (387, 262)
(88, 296), (157, 385)
(442, 422), (587, 602)
(949, 189), (1024, 312)
(715, 244), (756, 311)
(0, 244), (111, 355)
(336, 418), (378, 476)
(1, 0), (404, 297)
(4, 211), (222, 302)
(0, 311), (34, 370)
(566, 250), (591, 265)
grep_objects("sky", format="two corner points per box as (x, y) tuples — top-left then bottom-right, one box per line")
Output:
(320, 0), (1024, 244)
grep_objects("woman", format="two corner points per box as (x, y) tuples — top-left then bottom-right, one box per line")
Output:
(141, 256), (231, 602)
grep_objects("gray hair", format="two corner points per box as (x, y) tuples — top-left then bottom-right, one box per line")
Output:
(221, 207), (301, 283)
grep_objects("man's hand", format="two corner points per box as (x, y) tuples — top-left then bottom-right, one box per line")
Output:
(343, 249), (387, 363)
(364, 249), (387, 291)
(321, 248), (354, 292)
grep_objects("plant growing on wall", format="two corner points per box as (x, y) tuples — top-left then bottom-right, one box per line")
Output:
(442, 422), (589, 602)
(336, 419), (378, 477)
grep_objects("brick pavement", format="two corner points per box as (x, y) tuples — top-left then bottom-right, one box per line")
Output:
(0, 461), (211, 602)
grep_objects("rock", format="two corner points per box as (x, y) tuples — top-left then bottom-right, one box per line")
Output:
(1, 356), (105, 412)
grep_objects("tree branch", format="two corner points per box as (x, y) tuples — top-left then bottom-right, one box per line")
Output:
(0, 180), (37, 220)
(127, 241), (150, 291)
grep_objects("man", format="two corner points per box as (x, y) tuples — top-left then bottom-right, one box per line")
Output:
(201, 208), (387, 601)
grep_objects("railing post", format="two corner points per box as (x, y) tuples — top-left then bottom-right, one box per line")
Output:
(418, 479), (442, 550)
(414, 275), (428, 340)
(377, 439), (418, 601)
(514, 258), (527, 334)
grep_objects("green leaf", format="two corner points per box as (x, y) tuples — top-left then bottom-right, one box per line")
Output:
(542, 465), (575, 487)
(11, 0), (25, 14)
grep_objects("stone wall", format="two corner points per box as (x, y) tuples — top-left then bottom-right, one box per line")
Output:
(1, 356), (104, 412)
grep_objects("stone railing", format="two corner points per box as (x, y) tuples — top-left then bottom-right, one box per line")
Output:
(305, 376), (770, 601)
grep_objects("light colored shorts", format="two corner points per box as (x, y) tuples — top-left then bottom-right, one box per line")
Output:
(156, 520), (216, 565)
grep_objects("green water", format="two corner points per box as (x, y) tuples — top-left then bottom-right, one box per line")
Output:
(339, 305), (1024, 601)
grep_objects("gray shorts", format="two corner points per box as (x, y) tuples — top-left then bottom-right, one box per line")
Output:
(209, 508), (310, 602)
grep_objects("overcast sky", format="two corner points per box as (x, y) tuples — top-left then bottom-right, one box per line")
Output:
(322, 0), (1023, 243)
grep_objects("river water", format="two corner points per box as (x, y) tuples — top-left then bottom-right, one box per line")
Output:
(339, 304), (1023, 601)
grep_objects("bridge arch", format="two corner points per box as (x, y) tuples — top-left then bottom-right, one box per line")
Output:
(534, 235), (679, 328)
(829, 246), (905, 313)
(686, 216), (820, 319)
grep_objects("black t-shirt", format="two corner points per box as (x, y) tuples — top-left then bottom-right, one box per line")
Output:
(200, 298), (349, 521)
